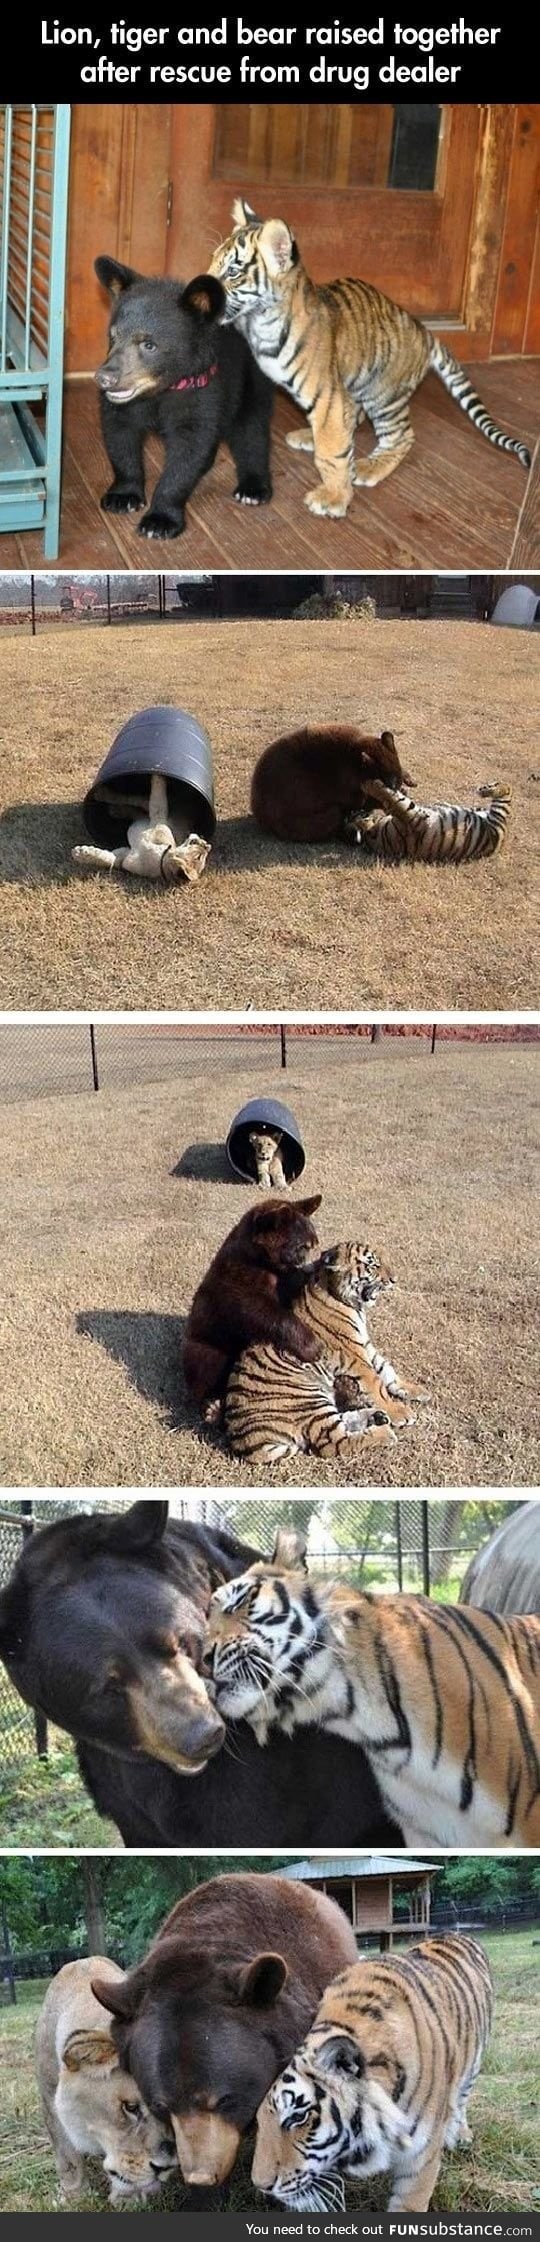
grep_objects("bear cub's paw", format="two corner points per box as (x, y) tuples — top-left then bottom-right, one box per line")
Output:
(101, 485), (144, 513)
(138, 509), (186, 539)
(234, 475), (273, 506)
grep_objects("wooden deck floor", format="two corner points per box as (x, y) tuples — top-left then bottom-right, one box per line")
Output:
(2, 359), (539, 572)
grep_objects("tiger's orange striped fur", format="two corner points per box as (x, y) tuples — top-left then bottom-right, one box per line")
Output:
(224, 1243), (427, 1462)
(348, 780), (512, 864)
(207, 1530), (540, 1847)
(252, 1936), (494, 2213)
(210, 200), (530, 519)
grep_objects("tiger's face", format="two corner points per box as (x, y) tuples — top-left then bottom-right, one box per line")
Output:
(209, 198), (297, 319)
(252, 2029), (415, 2209)
(317, 1240), (395, 1307)
(206, 1528), (324, 1730)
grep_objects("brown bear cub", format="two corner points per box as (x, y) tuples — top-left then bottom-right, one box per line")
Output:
(251, 724), (413, 842)
(183, 1196), (322, 1415)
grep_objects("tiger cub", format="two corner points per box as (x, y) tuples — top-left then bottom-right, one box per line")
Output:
(224, 1242), (426, 1462)
(252, 1936), (494, 2214)
(249, 1127), (288, 1191)
(210, 199), (530, 519)
(347, 779), (511, 865)
(207, 1529), (540, 1847)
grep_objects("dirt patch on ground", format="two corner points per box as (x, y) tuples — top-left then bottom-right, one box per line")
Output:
(1, 1040), (537, 1489)
(1, 617), (537, 1009)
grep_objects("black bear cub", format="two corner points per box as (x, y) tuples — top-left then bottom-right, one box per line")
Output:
(95, 258), (273, 538)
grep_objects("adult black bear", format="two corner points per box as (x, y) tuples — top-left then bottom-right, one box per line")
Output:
(92, 1873), (357, 2189)
(95, 259), (273, 538)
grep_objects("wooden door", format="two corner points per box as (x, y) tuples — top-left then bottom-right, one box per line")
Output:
(166, 104), (481, 326)
(65, 106), (172, 372)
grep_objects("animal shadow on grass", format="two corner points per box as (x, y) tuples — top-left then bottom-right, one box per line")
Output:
(213, 815), (374, 878)
(76, 1307), (231, 1454)
(76, 1308), (190, 1432)
(0, 800), (82, 884)
(173, 1141), (245, 1184)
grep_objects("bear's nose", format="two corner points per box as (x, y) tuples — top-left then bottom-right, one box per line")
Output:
(96, 362), (117, 391)
(184, 1709), (224, 1762)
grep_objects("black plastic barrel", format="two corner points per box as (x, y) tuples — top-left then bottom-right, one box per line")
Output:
(82, 706), (216, 846)
(227, 1097), (306, 1184)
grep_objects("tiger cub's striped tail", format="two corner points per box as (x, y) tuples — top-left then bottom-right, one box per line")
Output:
(429, 337), (531, 469)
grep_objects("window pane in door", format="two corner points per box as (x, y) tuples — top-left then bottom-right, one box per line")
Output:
(212, 104), (442, 192)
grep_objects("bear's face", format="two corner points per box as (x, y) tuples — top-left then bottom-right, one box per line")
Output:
(92, 1950), (291, 2189)
(94, 260), (226, 402)
(238, 1194), (322, 1271)
(0, 1500), (225, 1775)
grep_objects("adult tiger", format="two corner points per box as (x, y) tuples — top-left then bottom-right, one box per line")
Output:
(206, 1530), (540, 1847)
(209, 200), (530, 519)
(251, 1936), (494, 2214)
(224, 1242), (427, 1463)
(347, 779), (511, 865)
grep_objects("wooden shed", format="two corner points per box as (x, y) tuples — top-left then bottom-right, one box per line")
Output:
(281, 1854), (443, 1950)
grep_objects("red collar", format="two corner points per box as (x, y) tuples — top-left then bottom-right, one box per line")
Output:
(170, 362), (219, 392)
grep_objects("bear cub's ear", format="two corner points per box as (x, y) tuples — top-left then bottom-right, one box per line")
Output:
(94, 256), (143, 298)
(182, 275), (226, 322)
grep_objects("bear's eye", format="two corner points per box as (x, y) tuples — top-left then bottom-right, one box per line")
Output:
(141, 336), (158, 352)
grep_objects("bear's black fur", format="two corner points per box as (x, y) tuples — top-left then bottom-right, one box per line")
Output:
(95, 259), (273, 538)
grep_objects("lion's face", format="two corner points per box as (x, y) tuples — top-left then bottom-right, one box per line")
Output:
(59, 2032), (177, 2201)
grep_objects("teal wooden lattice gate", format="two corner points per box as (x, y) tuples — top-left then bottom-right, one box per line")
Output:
(0, 104), (70, 559)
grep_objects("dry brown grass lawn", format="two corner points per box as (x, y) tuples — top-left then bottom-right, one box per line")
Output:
(0, 1040), (538, 1489)
(1, 616), (538, 1010)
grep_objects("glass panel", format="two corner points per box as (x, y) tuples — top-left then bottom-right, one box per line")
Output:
(213, 105), (442, 193)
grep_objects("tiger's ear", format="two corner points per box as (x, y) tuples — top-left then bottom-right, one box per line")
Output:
(260, 219), (295, 277)
(316, 2035), (365, 2081)
(271, 1527), (308, 1573)
(232, 196), (261, 228)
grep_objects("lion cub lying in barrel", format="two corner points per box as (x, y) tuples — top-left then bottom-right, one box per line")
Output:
(35, 1958), (176, 2202)
(72, 772), (210, 884)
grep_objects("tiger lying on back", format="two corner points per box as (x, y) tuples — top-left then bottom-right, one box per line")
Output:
(207, 1529), (540, 1847)
(224, 1242), (427, 1462)
(347, 779), (511, 865)
(210, 200), (530, 520)
(252, 1936), (493, 2214)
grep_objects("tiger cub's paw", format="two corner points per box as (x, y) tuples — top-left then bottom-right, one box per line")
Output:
(305, 485), (351, 519)
(286, 429), (314, 453)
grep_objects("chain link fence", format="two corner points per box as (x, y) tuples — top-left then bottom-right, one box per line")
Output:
(1, 1022), (537, 1107)
(1, 570), (537, 634)
(0, 1497), (519, 1775)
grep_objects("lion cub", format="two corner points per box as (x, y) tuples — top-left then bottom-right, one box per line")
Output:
(73, 772), (210, 885)
(35, 1958), (176, 2202)
(249, 1127), (288, 1191)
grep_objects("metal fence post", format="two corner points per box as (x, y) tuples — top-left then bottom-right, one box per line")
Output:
(280, 1026), (287, 1070)
(395, 1499), (403, 1591)
(20, 1500), (48, 1759)
(90, 1025), (99, 1092)
(30, 573), (36, 637)
(431, 1024), (437, 1054)
(421, 1500), (431, 1595)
